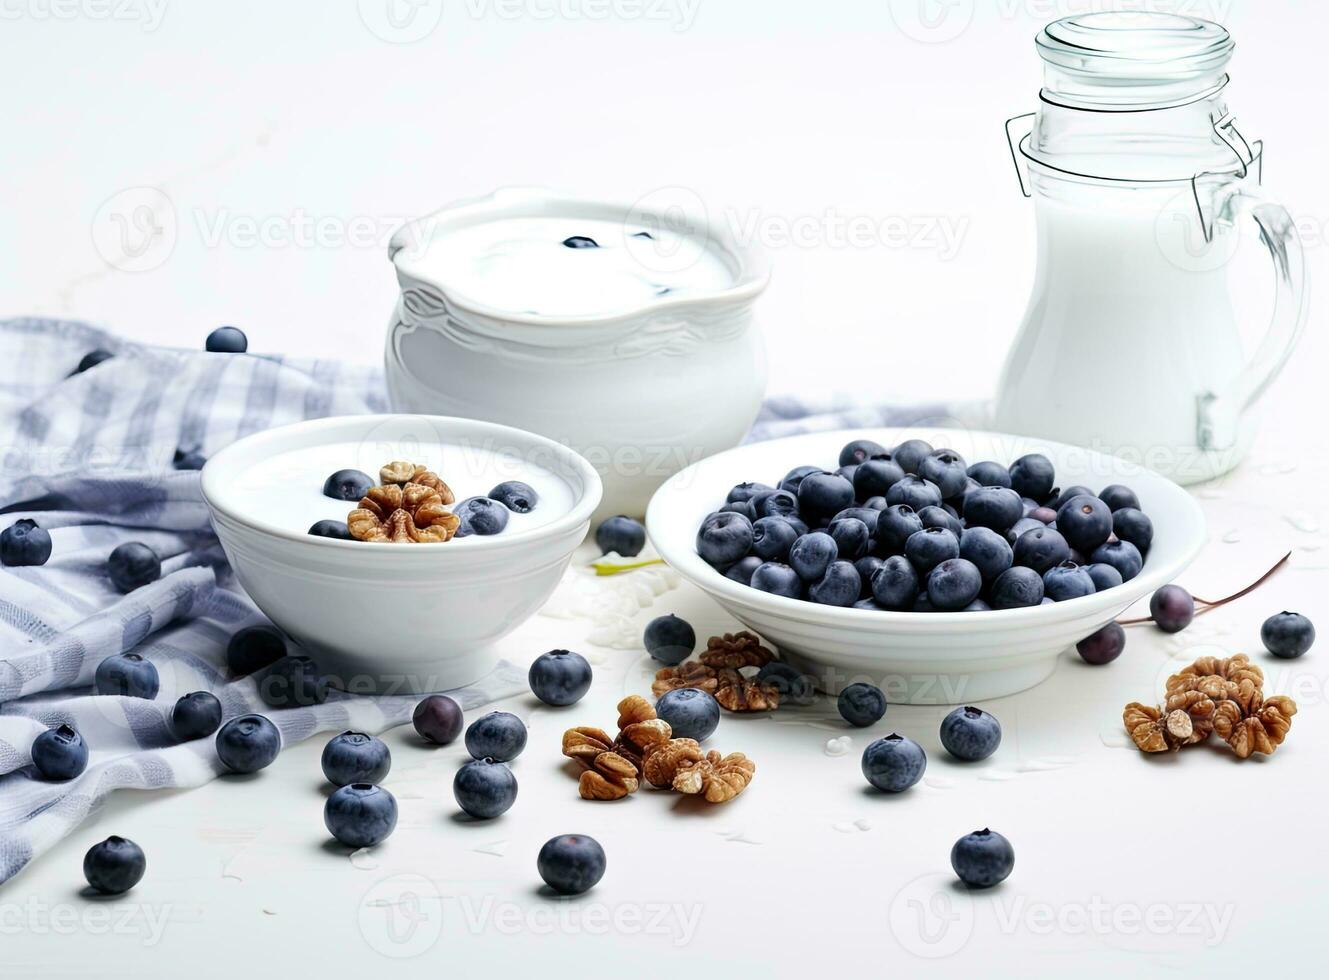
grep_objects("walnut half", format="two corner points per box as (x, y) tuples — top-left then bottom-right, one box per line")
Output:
(348, 474), (460, 543)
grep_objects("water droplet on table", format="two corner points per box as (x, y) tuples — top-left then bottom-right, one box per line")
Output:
(824, 736), (853, 756)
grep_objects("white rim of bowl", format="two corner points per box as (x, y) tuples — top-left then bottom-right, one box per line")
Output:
(201, 414), (602, 553)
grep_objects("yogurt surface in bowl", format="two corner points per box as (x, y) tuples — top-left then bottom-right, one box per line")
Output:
(409, 215), (736, 318)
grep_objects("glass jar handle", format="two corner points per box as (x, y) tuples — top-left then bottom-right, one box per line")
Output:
(1196, 185), (1308, 450)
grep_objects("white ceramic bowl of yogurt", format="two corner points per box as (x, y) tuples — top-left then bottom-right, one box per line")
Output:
(383, 187), (770, 522)
(201, 414), (601, 693)
(647, 427), (1207, 704)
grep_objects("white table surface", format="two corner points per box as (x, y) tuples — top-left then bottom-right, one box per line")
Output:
(4, 1), (1328, 975)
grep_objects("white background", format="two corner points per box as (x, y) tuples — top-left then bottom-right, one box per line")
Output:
(2, 1), (1327, 977)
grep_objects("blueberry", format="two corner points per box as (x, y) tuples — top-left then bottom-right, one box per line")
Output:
(863, 495), (888, 511)
(861, 733), (926, 792)
(789, 531), (838, 581)
(1261, 611), (1315, 659)
(465, 711), (527, 762)
(779, 464), (822, 495)
(1056, 494), (1113, 554)
(905, 526), (959, 575)
(1049, 484), (1094, 509)
(226, 625), (286, 676)
(1005, 517), (1045, 543)
(989, 566), (1045, 609)
(171, 692), (223, 741)
(808, 560), (861, 607)
(597, 515), (647, 557)
(839, 439), (888, 467)
(529, 649), (593, 706)
(308, 519), (353, 539)
(562, 235), (599, 248)
(83, 837), (146, 895)
(106, 542), (160, 593)
(1150, 584), (1194, 633)
(870, 555), (919, 610)
(644, 614), (695, 666)
(172, 448), (207, 470)
(963, 598), (992, 612)
(413, 694), (463, 744)
(95, 652), (160, 699)
(1077, 622), (1125, 664)
(258, 655), (329, 708)
(960, 486), (1021, 533)
(325, 783), (398, 847)
(886, 475), (942, 511)
(966, 460), (1011, 488)
(857, 596), (884, 610)
(74, 349), (115, 374)
(875, 504), (923, 553)
(940, 705), (1002, 761)
(655, 687), (721, 741)
(205, 325), (248, 353)
(751, 561), (803, 599)
(1012, 526), (1071, 574)
(837, 683), (887, 727)
(827, 517), (870, 561)
(455, 496), (510, 537)
(453, 758), (517, 818)
(720, 501), (754, 521)
(724, 555), (762, 585)
(31, 724), (89, 780)
(1043, 561), (1096, 601)
(853, 458), (906, 501)
(755, 661), (817, 705)
(1008, 454), (1055, 501)
(488, 480), (539, 513)
(1090, 540), (1142, 582)
(853, 555), (884, 597)
(919, 450), (969, 500)
(951, 829), (1014, 888)
(892, 439), (934, 475)
(215, 713), (282, 773)
(1112, 508), (1154, 553)
(750, 488), (800, 520)
(797, 472), (855, 523)
(696, 511), (753, 568)
(833, 506), (881, 536)
(927, 558), (983, 611)
(1099, 484), (1140, 512)
(1, 519), (52, 566)
(538, 834), (606, 895)
(1084, 562), (1124, 592)
(913, 592), (938, 612)
(320, 731), (392, 787)
(727, 481), (773, 504)
(321, 469), (374, 502)
(837, 464), (859, 484)
(959, 526), (1013, 584)
(918, 505), (963, 537)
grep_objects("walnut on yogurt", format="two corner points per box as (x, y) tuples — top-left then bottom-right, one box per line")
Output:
(346, 461), (461, 543)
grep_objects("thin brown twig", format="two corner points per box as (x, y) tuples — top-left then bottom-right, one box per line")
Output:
(1117, 551), (1292, 627)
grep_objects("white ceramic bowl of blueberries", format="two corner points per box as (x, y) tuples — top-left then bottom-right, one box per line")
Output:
(647, 427), (1207, 703)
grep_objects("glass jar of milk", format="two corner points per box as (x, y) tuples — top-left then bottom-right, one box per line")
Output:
(994, 13), (1306, 484)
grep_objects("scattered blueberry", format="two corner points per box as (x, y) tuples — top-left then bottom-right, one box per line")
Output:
(1084, 562), (1124, 592)
(172, 448), (207, 470)
(106, 542), (160, 593)
(227, 625), (286, 676)
(989, 566), (1045, 609)
(839, 439), (887, 467)
(170, 692), (223, 741)
(1261, 611), (1315, 659)
(939, 706), (1002, 761)
(892, 439), (934, 475)
(1043, 561), (1096, 601)
(853, 458), (906, 500)
(322, 732), (392, 787)
(308, 519), (353, 540)
(325, 783), (398, 847)
(644, 614), (695, 666)
(454, 758), (517, 818)
(876, 504), (924, 553)
(321, 469), (373, 502)
(966, 460), (1011, 488)
(1, 519), (52, 567)
(751, 561), (803, 599)
(95, 652), (160, 699)
(1012, 526), (1071, 574)
(1112, 508), (1154, 553)
(755, 661), (817, 705)
(959, 527), (1013, 584)
(32, 724), (89, 780)
(454, 496), (510, 536)
(1077, 622), (1126, 664)
(215, 714), (282, 773)
(1056, 494), (1114, 553)
(1098, 484), (1140, 512)
(83, 836), (146, 895)
(597, 515), (647, 557)
(655, 687), (721, 741)
(808, 560), (861, 606)
(789, 531), (838, 581)
(465, 711), (527, 762)
(861, 733), (926, 792)
(695, 511), (752, 568)
(905, 527), (960, 575)
(1090, 540), (1143, 582)
(927, 558), (983, 611)
(258, 656), (329, 707)
(1150, 584), (1194, 633)
(538, 834), (606, 895)
(837, 683), (887, 727)
(74, 349), (115, 374)
(205, 326), (248, 353)
(951, 829), (1014, 888)
(562, 236), (599, 248)
(886, 475), (942, 512)
(489, 481), (539, 513)
(870, 555), (919, 609)
(413, 694), (463, 745)
(529, 650), (593, 706)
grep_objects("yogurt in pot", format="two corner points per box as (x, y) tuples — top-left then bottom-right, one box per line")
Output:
(384, 188), (770, 521)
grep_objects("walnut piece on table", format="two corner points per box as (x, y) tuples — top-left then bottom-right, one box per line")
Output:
(1123, 702), (1196, 752)
(699, 631), (775, 670)
(652, 662), (719, 698)
(1212, 695), (1297, 758)
(671, 750), (756, 803)
(578, 751), (640, 800)
(714, 669), (780, 712)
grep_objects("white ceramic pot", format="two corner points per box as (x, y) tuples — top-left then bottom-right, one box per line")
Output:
(201, 414), (601, 693)
(383, 188), (770, 522)
(647, 427), (1207, 704)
